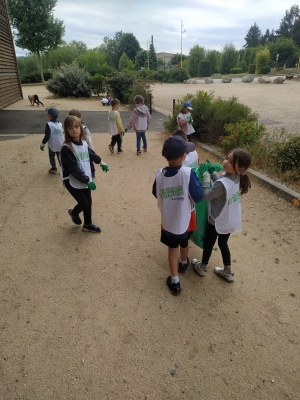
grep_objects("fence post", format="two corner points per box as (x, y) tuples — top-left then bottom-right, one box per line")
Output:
(149, 93), (152, 115)
(172, 99), (175, 116)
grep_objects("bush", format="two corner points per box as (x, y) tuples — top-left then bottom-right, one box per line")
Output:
(21, 72), (42, 84)
(230, 68), (242, 74)
(43, 71), (52, 81)
(147, 70), (167, 82)
(199, 60), (211, 77)
(128, 80), (152, 108)
(260, 65), (271, 74)
(46, 62), (91, 97)
(248, 64), (256, 74)
(167, 68), (189, 83)
(105, 71), (135, 103)
(218, 121), (267, 151)
(271, 135), (300, 172)
(90, 74), (106, 96)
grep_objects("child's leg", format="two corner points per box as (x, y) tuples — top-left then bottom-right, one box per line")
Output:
(48, 148), (57, 169)
(56, 152), (61, 166)
(217, 234), (231, 271)
(136, 132), (142, 152)
(65, 182), (92, 224)
(116, 134), (122, 152)
(168, 247), (179, 277)
(141, 132), (147, 149)
(201, 223), (219, 264)
(111, 135), (117, 148)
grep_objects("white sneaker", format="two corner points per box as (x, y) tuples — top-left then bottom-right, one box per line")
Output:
(192, 258), (207, 277)
(214, 267), (234, 282)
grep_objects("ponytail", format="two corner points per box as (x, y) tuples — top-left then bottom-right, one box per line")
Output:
(240, 173), (251, 195)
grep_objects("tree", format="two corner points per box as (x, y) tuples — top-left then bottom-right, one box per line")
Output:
(43, 44), (78, 70)
(244, 23), (262, 48)
(78, 50), (108, 75)
(170, 53), (187, 66)
(255, 48), (271, 73)
(149, 43), (157, 70)
(268, 37), (299, 66)
(118, 52), (136, 71)
(205, 50), (219, 74)
(118, 33), (140, 61)
(7, 0), (65, 81)
(188, 45), (205, 76)
(135, 50), (148, 69)
(276, 4), (300, 39)
(291, 17), (300, 47)
(220, 43), (238, 74)
(69, 40), (87, 56)
(100, 32), (140, 68)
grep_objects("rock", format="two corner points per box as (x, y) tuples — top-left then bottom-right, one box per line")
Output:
(286, 75), (294, 80)
(258, 76), (271, 84)
(171, 369), (177, 376)
(205, 78), (213, 84)
(273, 77), (285, 84)
(242, 75), (254, 83)
(222, 77), (232, 83)
(185, 79), (198, 84)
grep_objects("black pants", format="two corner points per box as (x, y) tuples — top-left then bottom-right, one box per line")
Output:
(202, 223), (231, 266)
(110, 134), (122, 151)
(33, 94), (44, 106)
(65, 180), (92, 226)
(48, 148), (60, 169)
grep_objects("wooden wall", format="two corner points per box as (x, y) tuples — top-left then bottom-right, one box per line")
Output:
(0, 0), (23, 109)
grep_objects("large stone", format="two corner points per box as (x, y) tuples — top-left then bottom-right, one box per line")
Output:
(221, 77), (232, 83)
(242, 75), (254, 83)
(258, 76), (271, 83)
(205, 78), (213, 84)
(273, 77), (286, 84)
(286, 75), (294, 80)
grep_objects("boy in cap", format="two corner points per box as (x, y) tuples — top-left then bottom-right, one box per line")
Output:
(152, 136), (203, 295)
(177, 101), (195, 142)
(40, 108), (64, 173)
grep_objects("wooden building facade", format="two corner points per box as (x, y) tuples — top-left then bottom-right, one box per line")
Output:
(0, 0), (23, 109)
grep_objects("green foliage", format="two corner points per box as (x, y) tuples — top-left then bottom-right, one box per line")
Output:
(149, 43), (157, 70)
(46, 62), (91, 97)
(43, 44), (78, 70)
(218, 121), (267, 151)
(21, 71), (42, 84)
(244, 22), (262, 48)
(260, 65), (271, 74)
(255, 48), (270, 73)
(268, 37), (299, 65)
(170, 53), (187, 66)
(188, 45), (205, 76)
(135, 50), (148, 69)
(118, 53), (136, 71)
(220, 43), (238, 74)
(105, 71), (135, 103)
(145, 70), (167, 82)
(17, 54), (39, 80)
(277, 4), (300, 39)
(167, 68), (189, 82)
(272, 135), (300, 172)
(230, 68), (242, 74)
(248, 64), (256, 74)
(128, 80), (152, 107)
(78, 49), (108, 75)
(118, 33), (141, 61)
(199, 60), (211, 77)
(89, 74), (106, 96)
(205, 50), (219, 74)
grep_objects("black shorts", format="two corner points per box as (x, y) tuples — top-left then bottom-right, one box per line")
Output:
(160, 230), (190, 249)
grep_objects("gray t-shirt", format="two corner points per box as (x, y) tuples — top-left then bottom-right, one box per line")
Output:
(203, 172), (240, 225)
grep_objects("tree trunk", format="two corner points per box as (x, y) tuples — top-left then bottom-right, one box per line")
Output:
(37, 51), (45, 82)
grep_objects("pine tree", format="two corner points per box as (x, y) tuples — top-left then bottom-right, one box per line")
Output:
(276, 4), (300, 38)
(244, 23), (262, 48)
(149, 43), (157, 70)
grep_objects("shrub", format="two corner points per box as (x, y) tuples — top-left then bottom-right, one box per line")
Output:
(43, 71), (52, 81)
(248, 64), (256, 74)
(46, 62), (91, 97)
(167, 68), (189, 83)
(230, 68), (242, 74)
(21, 72), (42, 84)
(255, 48), (271, 74)
(271, 135), (300, 172)
(147, 70), (167, 82)
(105, 71), (135, 103)
(218, 121), (267, 151)
(199, 60), (211, 77)
(260, 65), (271, 74)
(90, 74), (106, 96)
(128, 80), (152, 108)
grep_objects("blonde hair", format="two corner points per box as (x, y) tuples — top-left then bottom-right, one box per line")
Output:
(69, 109), (82, 118)
(63, 115), (88, 153)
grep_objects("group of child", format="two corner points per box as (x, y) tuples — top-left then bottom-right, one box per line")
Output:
(40, 95), (252, 295)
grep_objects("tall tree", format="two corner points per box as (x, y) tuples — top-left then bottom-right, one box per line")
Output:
(7, 0), (65, 81)
(244, 23), (262, 48)
(188, 45), (205, 76)
(205, 50), (219, 74)
(269, 37), (299, 66)
(220, 43), (238, 74)
(118, 33), (140, 61)
(276, 4), (300, 39)
(135, 50), (148, 69)
(149, 43), (157, 70)
(291, 17), (300, 47)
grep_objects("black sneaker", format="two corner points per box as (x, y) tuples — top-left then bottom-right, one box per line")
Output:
(67, 209), (82, 225)
(82, 224), (101, 233)
(117, 150), (123, 154)
(48, 167), (57, 174)
(178, 257), (190, 274)
(108, 145), (114, 154)
(167, 276), (181, 296)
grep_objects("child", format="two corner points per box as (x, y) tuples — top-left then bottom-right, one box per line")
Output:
(40, 107), (64, 173)
(192, 148), (252, 282)
(28, 94), (44, 106)
(172, 129), (199, 168)
(68, 109), (96, 178)
(60, 115), (109, 233)
(125, 95), (151, 155)
(177, 101), (195, 142)
(152, 136), (203, 295)
(108, 99), (124, 154)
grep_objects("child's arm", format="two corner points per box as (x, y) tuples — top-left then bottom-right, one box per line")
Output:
(126, 109), (137, 131)
(116, 112), (124, 133)
(177, 116), (187, 131)
(202, 173), (225, 201)
(40, 123), (51, 150)
(61, 146), (90, 184)
(189, 169), (203, 203)
(152, 180), (157, 198)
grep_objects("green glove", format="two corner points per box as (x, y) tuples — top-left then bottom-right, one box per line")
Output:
(187, 116), (193, 124)
(87, 181), (96, 190)
(121, 131), (125, 137)
(124, 128), (128, 133)
(40, 144), (45, 151)
(206, 159), (223, 174)
(100, 163), (109, 172)
(197, 162), (209, 176)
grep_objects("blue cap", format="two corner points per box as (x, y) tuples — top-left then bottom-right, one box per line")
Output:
(162, 136), (195, 160)
(46, 107), (58, 118)
(183, 101), (193, 110)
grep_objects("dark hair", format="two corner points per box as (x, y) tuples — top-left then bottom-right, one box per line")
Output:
(231, 148), (252, 195)
(172, 129), (187, 141)
(134, 95), (144, 104)
(69, 109), (81, 118)
(111, 98), (120, 107)
(63, 115), (88, 152)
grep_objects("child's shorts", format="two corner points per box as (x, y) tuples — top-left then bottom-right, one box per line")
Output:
(160, 230), (191, 249)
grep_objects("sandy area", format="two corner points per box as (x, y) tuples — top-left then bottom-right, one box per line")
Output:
(1, 84), (300, 399)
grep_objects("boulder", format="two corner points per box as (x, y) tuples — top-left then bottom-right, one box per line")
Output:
(273, 77), (286, 84)
(286, 75), (294, 80)
(242, 75), (254, 83)
(221, 77), (232, 83)
(258, 76), (271, 84)
(205, 78), (213, 84)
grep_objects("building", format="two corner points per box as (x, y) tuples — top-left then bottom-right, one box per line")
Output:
(156, 52), (175, 64)
(0, 0), (23, 109)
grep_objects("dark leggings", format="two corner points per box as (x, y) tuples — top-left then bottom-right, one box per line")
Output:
(202, 223), (231, 266)
(48, 148), (60, 169)
(65, 180), (92, 225)
(110, 134), (122, 151)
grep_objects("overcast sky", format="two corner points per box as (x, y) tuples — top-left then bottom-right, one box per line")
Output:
(14, 0), (295, 57)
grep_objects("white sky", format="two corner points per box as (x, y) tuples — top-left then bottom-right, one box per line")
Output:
(14, 0), (295, 57)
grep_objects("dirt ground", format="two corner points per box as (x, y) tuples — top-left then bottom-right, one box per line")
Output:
(1, 83), (300, 400)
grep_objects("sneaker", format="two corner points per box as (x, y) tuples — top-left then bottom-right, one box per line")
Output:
(108, 145), (114, 154)
(143, 147), (147, 152)
(214, 267), (234, 282)
(178, 257), (189, 274)
(82, 224), (101, 233)
(136, 150), (141, 155)
(67, 208), (82, 225)
(192, 258), (207, 277)
(167, 276), (181, 296)
(48, 167), (57, 174)
(117, 150), (123, 154)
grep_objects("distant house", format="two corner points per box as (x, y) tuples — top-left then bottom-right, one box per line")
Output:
(156, 52), (175, 64)
(0, 0), (23, 109)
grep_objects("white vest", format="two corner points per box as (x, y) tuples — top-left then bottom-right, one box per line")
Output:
(213, 176), (242, 234)
(177, 113), (195, 136)
(47, 121), (64, 152)
(61, 141), (91, 189)
(183, 150), (198, 168)
(108, 111), (118, 136)
(83, 124), (94, 150)
(156, 167), (191, 235)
